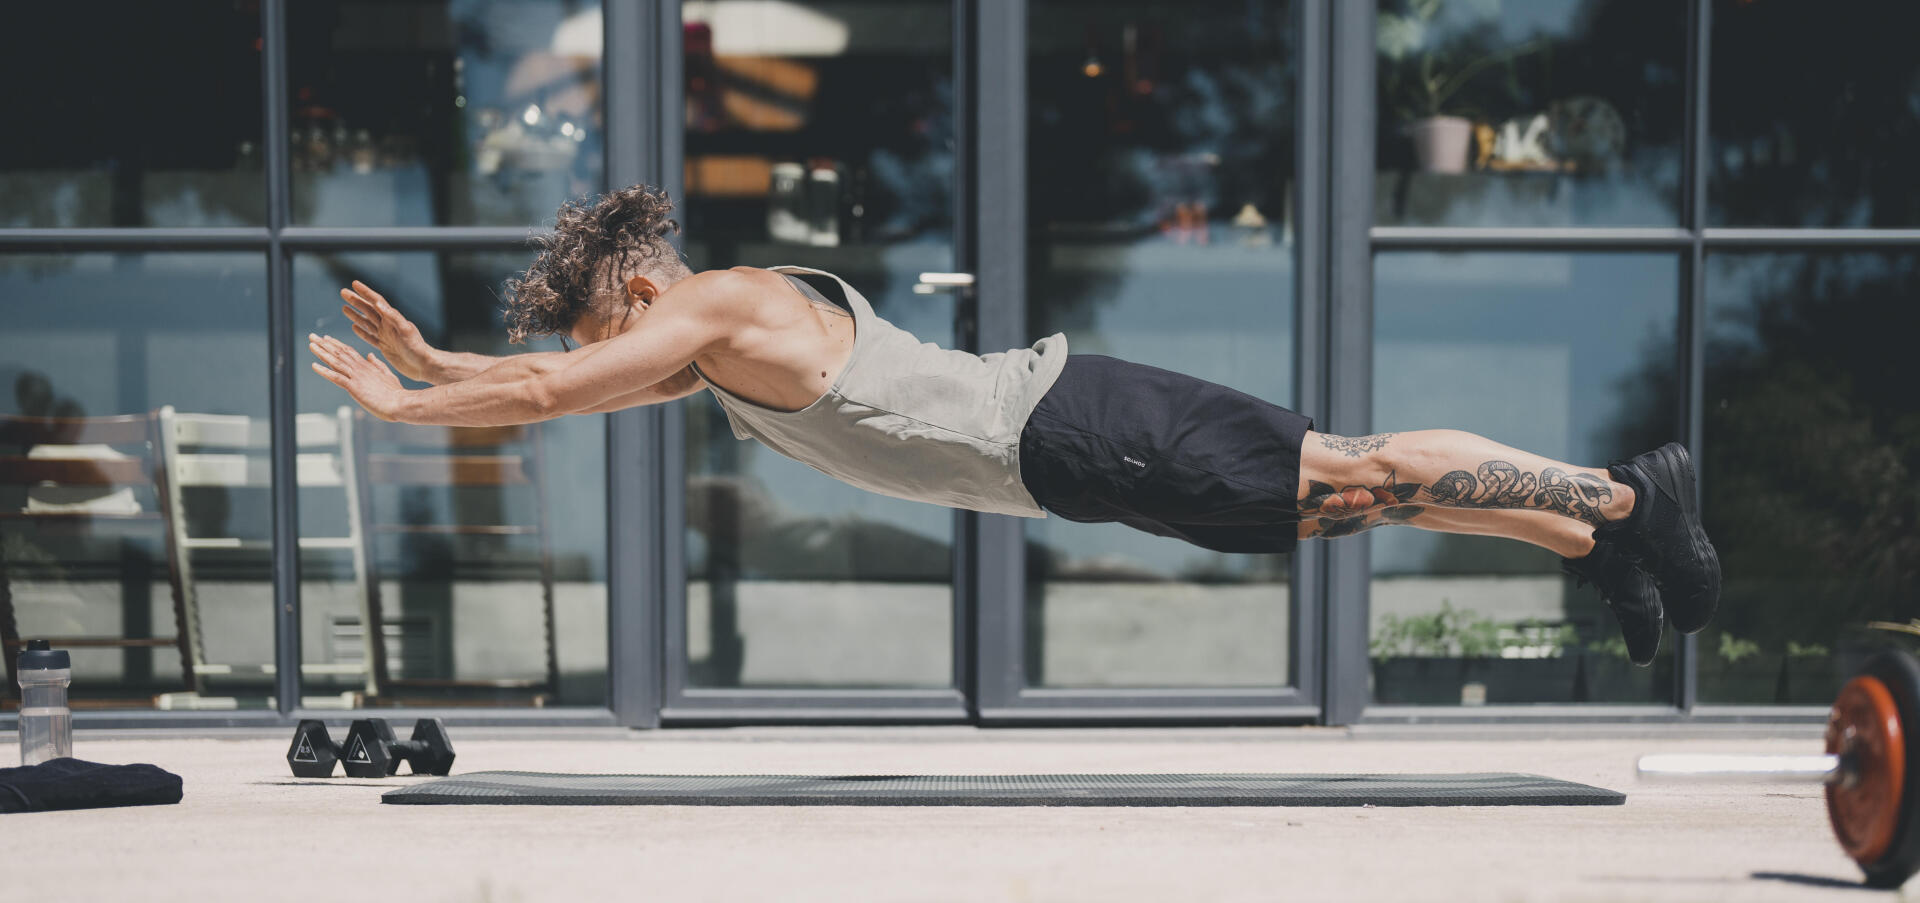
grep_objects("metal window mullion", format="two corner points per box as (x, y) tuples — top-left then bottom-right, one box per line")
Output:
(1370, 227), (1694, 249)
(951, 0), (979, 713)
(1701, 228), (1920, 247)
(603, 0), (672, 728)
(1322, 0), (1375, 726)
(0, 229), (272, 251)
(971, 0), (1027, 714)
(654, 0), (690, 726)
(1292, 0), (1330, 713)
(277, 227), (547, 249)
(263, 0), (300, 717)
(1677, 0), (1713, 714)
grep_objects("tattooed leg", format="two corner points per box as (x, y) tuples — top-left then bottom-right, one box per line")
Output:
(1296, 502), (1597, 557)
(1298, 429), (1637, 531)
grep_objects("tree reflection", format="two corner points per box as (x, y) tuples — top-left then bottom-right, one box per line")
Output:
(1710, 0), (1920, 227)
(1702, 253), (1920, 699)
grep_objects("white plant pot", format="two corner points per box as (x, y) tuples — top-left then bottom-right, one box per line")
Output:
(1407, 115), (1473, 174)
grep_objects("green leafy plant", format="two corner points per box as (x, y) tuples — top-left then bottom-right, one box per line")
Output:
(1377, 0), (1547, 121)
(1372, 600), (1502, 659)
(1718, 632), (1762, 665)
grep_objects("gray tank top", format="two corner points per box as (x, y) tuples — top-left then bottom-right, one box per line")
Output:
(690, 265), (1068, 517)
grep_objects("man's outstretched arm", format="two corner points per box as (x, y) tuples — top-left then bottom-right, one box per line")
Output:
(309, 273), (734, 425)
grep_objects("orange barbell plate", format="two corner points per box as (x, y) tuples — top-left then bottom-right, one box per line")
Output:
(1826, 674), (1907, 865)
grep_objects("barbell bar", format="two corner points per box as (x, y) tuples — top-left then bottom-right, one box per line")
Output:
(1635, 650), (1920, 889)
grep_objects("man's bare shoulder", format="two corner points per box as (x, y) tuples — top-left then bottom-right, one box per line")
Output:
(660, 267), (787, 312)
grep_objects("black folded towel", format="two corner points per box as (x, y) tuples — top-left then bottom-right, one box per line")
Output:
(0, 758), (182, 813)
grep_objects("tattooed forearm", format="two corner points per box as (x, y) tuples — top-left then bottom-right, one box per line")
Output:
(1303, 504), (1426, 539)
(1296, 469), (1427, 538)
(1422, 460), (1614, 527)
(1318, 432), (1396, 458)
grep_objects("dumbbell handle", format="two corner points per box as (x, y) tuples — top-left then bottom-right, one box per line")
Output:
(1637, 753), (1844, 784)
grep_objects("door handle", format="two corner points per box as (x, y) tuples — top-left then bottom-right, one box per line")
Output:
(913, 272), (976, 294)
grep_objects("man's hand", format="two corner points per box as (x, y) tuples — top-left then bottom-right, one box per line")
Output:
(309, 333), (410, 421)
(340, 280), (439, 383)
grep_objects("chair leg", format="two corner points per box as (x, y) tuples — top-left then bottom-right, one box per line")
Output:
(539, 543), (559, 702)
(0, 535), (20, 704)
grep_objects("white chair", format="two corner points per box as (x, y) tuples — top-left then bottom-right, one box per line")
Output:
(152, 406), (371, 708)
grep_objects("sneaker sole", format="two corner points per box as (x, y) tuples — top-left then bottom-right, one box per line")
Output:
(1647, 442), (1720, 634)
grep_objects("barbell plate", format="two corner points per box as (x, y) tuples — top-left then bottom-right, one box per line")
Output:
(1637, 754), (1841, 783)
(1827, 674), (1904, 865)
(1840, 652), (1920, 889)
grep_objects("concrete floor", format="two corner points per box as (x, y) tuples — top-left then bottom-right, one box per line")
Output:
(2, 726), (1909, 903)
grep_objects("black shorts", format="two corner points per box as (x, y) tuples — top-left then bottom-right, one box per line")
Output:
(1017, 355), (1315, 554)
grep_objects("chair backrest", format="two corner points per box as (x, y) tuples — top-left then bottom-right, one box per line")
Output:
(353, 416), (542, 490)
(0, 413), (161, 515)
(159, 407), (354, 490)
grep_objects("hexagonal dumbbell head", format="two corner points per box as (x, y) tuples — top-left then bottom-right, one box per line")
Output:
(340, 718), (401, 778)
(286, 720), (340, 778)
(403, 718), (456, 776)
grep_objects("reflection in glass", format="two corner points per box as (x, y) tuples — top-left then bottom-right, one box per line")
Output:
(285, 0), (604, 227)
(1700, 253), (1920, 703)
(0, 254), (270, 709)
(1370, 252), (1679, 704)
(1709, 1), (1920, 227)
(682, 0), (956, 689)
(1025, 0), (1296, 688)
(295, 252), (608, 706)
(1373, 0), (1684, 227)
(0, 3), (264, 227)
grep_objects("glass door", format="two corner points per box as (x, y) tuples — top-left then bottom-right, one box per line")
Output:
(975, 0), (1321, 721)
(665, 0), (970, 718)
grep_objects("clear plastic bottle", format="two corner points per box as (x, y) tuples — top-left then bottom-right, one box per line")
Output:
(17, 640), (72, 766)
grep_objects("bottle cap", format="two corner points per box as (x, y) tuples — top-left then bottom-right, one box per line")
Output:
(18, 639), (70, 671)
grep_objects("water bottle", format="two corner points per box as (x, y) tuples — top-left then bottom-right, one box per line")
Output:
(17, 640), (72, 766)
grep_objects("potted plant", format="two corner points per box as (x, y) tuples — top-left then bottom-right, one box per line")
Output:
(1370, 602), (1578, 704)
(1377, 0), (1546, 173)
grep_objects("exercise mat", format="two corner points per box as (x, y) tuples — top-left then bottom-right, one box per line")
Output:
(382, 772), (1623, 807)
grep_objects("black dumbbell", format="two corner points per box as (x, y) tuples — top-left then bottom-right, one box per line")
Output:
(287, 719), (343, 777)
(285, 718), (455, 778)
(341, 717), (456, 778)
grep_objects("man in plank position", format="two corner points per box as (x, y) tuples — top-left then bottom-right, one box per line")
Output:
(309, 185), (1719, 665)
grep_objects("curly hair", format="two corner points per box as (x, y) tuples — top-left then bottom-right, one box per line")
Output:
(502, 185), (689, 344)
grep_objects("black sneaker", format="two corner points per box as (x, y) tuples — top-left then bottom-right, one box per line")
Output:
(1563, 536), (1664, 666)
(1604, 442), (1721, 635)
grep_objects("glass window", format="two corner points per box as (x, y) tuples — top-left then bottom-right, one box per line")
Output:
(1699, 252), (1920, 704)
(0, 3), (265, 227)
(1370, 251), (1680, 704)
(1709, 1), (1920, 227)
(1024, 0), (1296, 689)
(1374, 0), (1685, 227)
(680, 0), (958, 689)
(285, 0), (604, 227)
(294, 251), (608, 706)
(1, 253), (271, 709)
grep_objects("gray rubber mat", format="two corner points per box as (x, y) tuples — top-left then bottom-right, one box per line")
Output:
(382, 772), (1624, 807)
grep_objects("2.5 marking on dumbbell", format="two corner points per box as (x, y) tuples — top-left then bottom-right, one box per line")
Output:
(292, 733), (319, 764)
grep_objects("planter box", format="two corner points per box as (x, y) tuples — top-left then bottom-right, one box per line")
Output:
(1372, 656), (1581, 705)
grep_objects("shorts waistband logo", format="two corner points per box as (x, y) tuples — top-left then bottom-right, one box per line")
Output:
(1122, 455), (1147, 469)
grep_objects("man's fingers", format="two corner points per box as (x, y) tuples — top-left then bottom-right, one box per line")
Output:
(350, 280), (388, 308)
(309, 335), (357, 372)
(340, 289), (379, 323)
(310, 362), (347, 389)
(342, 304), (376, 333)
(350, 324), (377, 345)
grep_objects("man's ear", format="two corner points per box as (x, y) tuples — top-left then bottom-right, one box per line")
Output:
(624, 274), (661, 307)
